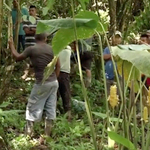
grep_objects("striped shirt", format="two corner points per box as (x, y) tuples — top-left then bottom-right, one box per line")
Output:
(23, 17), (39, 47)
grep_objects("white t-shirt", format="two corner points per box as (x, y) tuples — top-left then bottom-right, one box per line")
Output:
(59, 46), (71, 73)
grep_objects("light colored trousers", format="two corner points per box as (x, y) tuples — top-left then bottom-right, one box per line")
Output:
(26, 80), (58, 122)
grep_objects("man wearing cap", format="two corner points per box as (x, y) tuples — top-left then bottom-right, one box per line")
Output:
(103, 31), (122, 95)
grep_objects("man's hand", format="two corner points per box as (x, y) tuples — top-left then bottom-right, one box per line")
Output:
(8, 37), (14, 48)
(8, 36), (26, 61)
(14, 0), (19, 9)
(30, 28), (36, 32)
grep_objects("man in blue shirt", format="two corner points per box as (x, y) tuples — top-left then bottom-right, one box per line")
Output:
(103, 31), (122, 95)
(11, 0), (29, 52)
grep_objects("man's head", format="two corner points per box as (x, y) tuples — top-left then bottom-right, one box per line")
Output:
(13, 0), (18, 8)
(139, 34), (149, 44)
(29, 5), (37, 17)
(111, 31), (122, 46)
(35, 33), (47, 42)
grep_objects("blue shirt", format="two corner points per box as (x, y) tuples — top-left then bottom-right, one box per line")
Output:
(11, 8), (29, 35)
(103, 47), (115, 80)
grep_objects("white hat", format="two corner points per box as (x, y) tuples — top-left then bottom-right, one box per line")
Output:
(115, 31), (122, 37)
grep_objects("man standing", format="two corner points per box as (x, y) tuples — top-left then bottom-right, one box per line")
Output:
(23, 5), (39, 48)
(58, 46), (72, 120)
(9, 33), (60, 137)
(103, 31), (122, 95)
(22, 5), (39, 79)
(71, 39), (93, 88)
(11, 0), (29, 52)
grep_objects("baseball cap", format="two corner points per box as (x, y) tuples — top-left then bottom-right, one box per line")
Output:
(115, 31), (122, 37)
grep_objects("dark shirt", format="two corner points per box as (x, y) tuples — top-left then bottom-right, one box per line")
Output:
(22, 43), (56, 83)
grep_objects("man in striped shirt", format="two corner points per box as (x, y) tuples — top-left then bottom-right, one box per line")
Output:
(23, 5), (39, 48)
(22, 5), (39, 79)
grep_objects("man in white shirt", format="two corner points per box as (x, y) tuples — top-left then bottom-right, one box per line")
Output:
(58, 46), (72, 120)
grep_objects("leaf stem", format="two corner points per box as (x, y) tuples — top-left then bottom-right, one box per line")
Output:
(71, 1), (98, 150)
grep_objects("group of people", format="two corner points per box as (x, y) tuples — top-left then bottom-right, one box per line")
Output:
(10, 0), (93, 137)
(10, 0), (150, 139)
(103, 30), (150, 96)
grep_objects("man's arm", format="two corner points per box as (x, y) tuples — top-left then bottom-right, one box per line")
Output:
(55, 58), (60, 77)
(103, 47), (111, 60)
(103, 54), (111, 60)
(9, 37), (26, 61)
(24, 27), (35, 35)
(23, 20), (36, 35)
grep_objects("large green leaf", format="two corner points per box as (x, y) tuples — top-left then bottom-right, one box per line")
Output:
(118, 44), (150, 51)
(107, 131), (136, 150)
(75, 10), (108, 33)
(29, 16), (36, 24)
(112, 46), (150, 77)
(116, 59), (140, 92)
(75, 10), (99, 21)
(52, 27), (94, 55)
(36, 22), (55, 35)
(36, 18), (97, 34)
(36, 11), (98, 55)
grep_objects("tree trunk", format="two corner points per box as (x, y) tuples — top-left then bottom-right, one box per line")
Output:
(14, 0), (21, 49)
(0, 0), (3, 51)
(108, 0), (116, 37)
(6, 0), (13, 47)
(0, 0), (14, 105)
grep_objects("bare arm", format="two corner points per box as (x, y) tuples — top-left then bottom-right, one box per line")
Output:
(103, 54), (111, 60)
(30, 28), (36, 32)
(24, 27), (36, 35)
(55, 58), (60, 77)
(9, 38), (26, 61)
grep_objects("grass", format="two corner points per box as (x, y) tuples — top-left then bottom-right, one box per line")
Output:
(0, 67), (105, 150)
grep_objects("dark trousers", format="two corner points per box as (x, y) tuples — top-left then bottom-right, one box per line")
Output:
(18, 35), (25, 52)
(58, 72), (71, 112)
